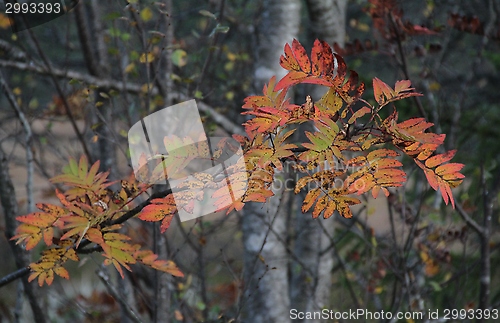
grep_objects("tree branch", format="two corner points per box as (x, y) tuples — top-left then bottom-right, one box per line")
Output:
(455, 203), (484, 237)
(0, 186), (173, 288)
(0, 60), (244, 136)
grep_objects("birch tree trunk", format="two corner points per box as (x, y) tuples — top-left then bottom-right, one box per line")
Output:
(0, 146), (46, 323)
(241, 0), (301, 321)
(290, 0), (347, 320)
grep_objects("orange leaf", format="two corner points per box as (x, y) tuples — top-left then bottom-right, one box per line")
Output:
(302, 188), (321, 213)
(425, 150), (456, 168)
(373, 77), (395, 104)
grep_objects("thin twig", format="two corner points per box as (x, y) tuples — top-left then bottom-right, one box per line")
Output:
(23, 24), (93, 162)
(96, 268), (142, 323)
(0, 69), (34, 213)
(388, 12), (427, 119)
(455, 203), (484, 237)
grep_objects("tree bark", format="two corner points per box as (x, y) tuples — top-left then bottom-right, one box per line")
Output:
(0, 146), (46, 323)
(306, 0), (347, 45)
(242, 177), (294, 322)
(241, 1), (301, 321)
(290, 1), (347, 320)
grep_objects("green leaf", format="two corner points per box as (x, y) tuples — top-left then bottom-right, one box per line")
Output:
(171, 49), (187, 67)
(199, 10), (217, 20)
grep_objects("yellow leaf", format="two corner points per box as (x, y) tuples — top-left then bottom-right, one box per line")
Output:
(225, 91), (234, 101)
(140, 7), (153, 22)
(13, 87), (21, 95)
(124, 62), (135, 73)
(141, 83), (154, 93)
(139, 52), (155, 63)
(0, 13), (11, 29)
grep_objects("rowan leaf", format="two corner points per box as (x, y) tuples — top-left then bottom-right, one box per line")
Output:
(279, 43), (300, 71)
(27, 241), (77, 286)
(12, 208), (64, 249)
(373, 77), (396, 104)
(135, 249), (184, 277)
(373, 78), (422, 106)
(425, 150), (457, 168)
(302, 188), (321, 213)
(292, 39), (311, 72)
(138, 194), (177, 232)
(415, 155), (465, 208)
(345, 149), (406, 198)
(275, 39), (364, 105)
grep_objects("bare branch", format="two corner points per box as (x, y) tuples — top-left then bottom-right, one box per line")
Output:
(0, 70), (34, 212)
(96, 268), (142, 323)
(455, 203), (484, 237)
(0, 60), (244, 136)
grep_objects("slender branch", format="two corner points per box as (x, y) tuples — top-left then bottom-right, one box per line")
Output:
(96, 268), (142, 323)
(0, 267), (31, 288)
(455, 203), (484, 237)
(0, 69), (34, 212)
(0, 60), (245, 136)
(388, 12), (427, 119)
(23, 24), (93, 162)
(0, 59), (149, 93)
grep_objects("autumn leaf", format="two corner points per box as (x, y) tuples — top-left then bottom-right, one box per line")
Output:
(373, 78), (422, 107)
(345, 149), (406, 199)
(415, 150), (464, 208)
(138, 194), (177, 233)
(300, 186), (361, 219)
(27, 241), (78, 286)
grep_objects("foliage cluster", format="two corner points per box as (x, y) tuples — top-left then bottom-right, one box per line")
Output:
(11, 39), (464, 286)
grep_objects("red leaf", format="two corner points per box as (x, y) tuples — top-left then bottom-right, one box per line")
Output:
(279, 43), (300, 71)
(310, 39), (323, 76)
(275, 71), (308, 90)
(292, 39), (311, 73)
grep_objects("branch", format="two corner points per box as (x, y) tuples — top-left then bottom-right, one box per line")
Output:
(0, 60), (245, 136)
(0, 69), (34, 212)
(23, 25), (93, 162)
(96, 268), (142, 323)
(0, 267), (31, 289)
(0, 187), (173, 288)
(455, 203), (484, 237)
(0, 59), (149, 94)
